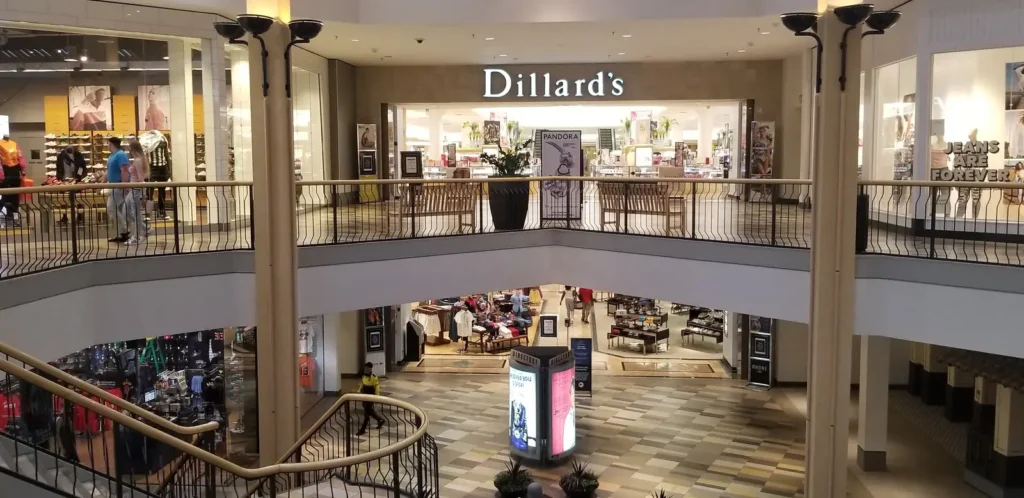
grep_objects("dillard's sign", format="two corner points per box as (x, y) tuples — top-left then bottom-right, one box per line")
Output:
(484, 69), (625, 99)
(930, 140), (1012, 182)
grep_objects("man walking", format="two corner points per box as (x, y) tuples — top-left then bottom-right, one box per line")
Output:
(356, 362), (385, 436)
(578, 288), (594, 324)
(105, 137), (130, 242)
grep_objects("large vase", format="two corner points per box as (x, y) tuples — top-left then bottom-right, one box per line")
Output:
(488, 177), (530, 231)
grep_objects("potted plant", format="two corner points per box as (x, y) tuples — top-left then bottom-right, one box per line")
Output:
(463, 121), (482, 146)
(650, 490), (673, 498)
(480, 139), (533, 231)
(493, 457), (533, 498)
(558, 459), (599, 498)
(621, 117), (633, 145)
(659, 117), (678, 145)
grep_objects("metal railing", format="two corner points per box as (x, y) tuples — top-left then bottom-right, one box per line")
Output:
(859, 180), (1024, 266)
(7, 178), (1024, 277)
(0, 354), (436, 498)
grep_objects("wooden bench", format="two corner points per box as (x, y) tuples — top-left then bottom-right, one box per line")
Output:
(486, 335), (528, 353)
(597, 182), (686, 234)
(390, 184), (476, 235)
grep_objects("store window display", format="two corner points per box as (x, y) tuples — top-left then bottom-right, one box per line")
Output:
(298, 315), (324, 416)
(871, 57), (917, 212)
(931, 47), (1024, 222)
(291, 67), (325, 182)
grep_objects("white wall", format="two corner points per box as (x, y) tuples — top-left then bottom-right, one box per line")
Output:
(323, 310), (361, 392)
(774, 320), (911, 385)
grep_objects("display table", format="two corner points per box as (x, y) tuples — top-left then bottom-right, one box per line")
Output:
(608, 327), (670, 355)
(414, 305), (451, 346)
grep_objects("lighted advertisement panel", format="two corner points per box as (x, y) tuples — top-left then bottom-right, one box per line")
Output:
(508, 346), (576, 463)
(509, 366), (538, 454)
(550, 366), (576, 457)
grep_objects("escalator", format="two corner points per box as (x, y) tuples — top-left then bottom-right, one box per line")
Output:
(0, 342), (438, 497)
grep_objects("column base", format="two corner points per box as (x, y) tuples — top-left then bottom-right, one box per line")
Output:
(966, 469), (1024, 498)
(857, 446), (887, 472)
(909, 362), (923, 396)
(921, 370), (948, 405)
(945, 386), (973, 422)
(973, 403), (996, 436)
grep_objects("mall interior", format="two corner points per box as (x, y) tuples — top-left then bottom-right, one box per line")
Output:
(2, 0), (1024, 497)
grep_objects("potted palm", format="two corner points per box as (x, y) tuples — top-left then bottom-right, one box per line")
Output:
(463, 121), (483, 146)
(493, 457), (533, 498)
(659, 117), (678, 146)
(650, 490), (673, 498)
(480, 138), (533, 231)
(558, 460), (600, 498)
(621, 117), (633, 145)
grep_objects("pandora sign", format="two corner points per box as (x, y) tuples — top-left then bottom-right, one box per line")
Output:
(483, 69), (625, 99)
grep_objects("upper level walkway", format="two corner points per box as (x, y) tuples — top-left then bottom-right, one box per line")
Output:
(0, 177), (1021, 280)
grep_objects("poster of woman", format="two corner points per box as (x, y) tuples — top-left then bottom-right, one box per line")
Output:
(138, 85), (171, 130)
(68, 86), (111, 131)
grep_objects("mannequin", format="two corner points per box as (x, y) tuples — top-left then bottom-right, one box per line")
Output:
(931, 133), (951, 217)
(0, 134), (23, 225)
(140, 131), (171, 220)
(956, 128), (983, 219)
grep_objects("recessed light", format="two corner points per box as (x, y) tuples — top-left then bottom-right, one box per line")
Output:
(351, 39), (359, 42)
(622, 34), (632, 38)
(618, 52), (626, 55)
(761, 31), (771, 35)
(79, 55), (88, 62)
(499, 54), (507, 57)
(163, 56), (169, 60)
(737, 49), (747, 53)
(485, 37), (495, 41)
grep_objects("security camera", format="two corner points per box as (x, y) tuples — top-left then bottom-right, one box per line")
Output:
(415, 38), (424, 44)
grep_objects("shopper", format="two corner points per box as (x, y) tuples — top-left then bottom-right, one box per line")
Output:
(125, 140), (150, 245)
(58, 146), (87, 182)
(510, 289), (528, 316)
(356, 362), (385, 436)
(105, 137), (131, 243)
(0, 140), (24, 227)
(55, 402), (79, 463)
(560, 285), (577, 328)
(578, 287), (594, 324)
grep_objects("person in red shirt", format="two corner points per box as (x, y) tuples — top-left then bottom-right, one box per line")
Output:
(577, 288), (594, 324)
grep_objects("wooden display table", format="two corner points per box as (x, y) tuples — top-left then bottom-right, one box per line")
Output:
(413, 305), (451, 346)
(608, 327), (670, 356)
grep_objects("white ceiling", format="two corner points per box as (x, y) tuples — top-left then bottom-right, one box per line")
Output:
(311, 17), (812, 65)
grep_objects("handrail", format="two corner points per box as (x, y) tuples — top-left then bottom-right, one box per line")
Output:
(0, 357), (429, 478)
(0, 180), (252, 195)
(859, 179), (1024, 188)
(0, 340), (218, 436)
(297, 177), (813, 186)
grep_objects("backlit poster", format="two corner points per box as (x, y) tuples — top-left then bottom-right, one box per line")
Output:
(550, 368), (576, 454)
(138, 85), (171, 131)
(69, 86), (111, 131)
(509, 367), (537, 451)
(540, 130), (583, 227)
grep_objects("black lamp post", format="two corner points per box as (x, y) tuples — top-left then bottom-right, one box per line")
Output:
(214, 15), (322, 98)
(780, 13), (823, 93)
(834, 4), (875, 91)
(285, 19), (323, 98)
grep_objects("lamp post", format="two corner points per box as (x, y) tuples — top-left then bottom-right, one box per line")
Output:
(214, 16), (323, 97)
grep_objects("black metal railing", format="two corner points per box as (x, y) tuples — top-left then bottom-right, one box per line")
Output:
(0, 353), (437, 498)
(295, 178), (813, 249)
(859, 180), (1024, 266)
(0, 182), (252, 279)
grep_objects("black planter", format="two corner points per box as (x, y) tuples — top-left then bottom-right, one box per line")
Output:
(494, 485), (529, 498)
(488, 178), (530, 231)
(561, 487), (598, 498)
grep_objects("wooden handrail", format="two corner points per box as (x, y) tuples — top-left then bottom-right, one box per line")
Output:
(0, 340), (218, 436)
(0, 357), (429, 478)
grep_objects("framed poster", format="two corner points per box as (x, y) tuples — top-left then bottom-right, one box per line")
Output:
(69, 86), (111, 131)
(365, 307), (385, 328)
(747, 315), (774, 389)
(483, 120), (501, 146)
(446, 143), (457, 167)
(400, 151), (423, 178)
(359, 151), (377, 176)
(137, 85), (171, 130)
(540, 130), (583, 227)
(357, 124), (377, 150)
(539, 314), (558, 339)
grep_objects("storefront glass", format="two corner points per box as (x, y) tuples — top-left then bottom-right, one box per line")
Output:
(932, 47), (1024, 221)
(299, 315), (325, 415)
(292, 67), (325, 182)
(871, 57), (917, 183)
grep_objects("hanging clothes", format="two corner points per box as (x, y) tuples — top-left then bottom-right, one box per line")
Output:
(455, 309), (475, 340)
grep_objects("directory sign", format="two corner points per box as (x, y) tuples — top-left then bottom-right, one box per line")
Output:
(570, 338), (592, 393)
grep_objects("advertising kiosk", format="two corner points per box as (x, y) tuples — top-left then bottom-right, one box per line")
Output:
(508, 346), (576, 464)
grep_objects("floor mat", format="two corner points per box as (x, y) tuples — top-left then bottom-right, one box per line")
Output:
(620, 361), (714, 373)
(417, 358), (506, 369)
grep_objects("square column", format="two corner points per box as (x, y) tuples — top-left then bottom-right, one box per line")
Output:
(201, 38), (230, 227)
(168, 39), (197, 223)
(974, 377), (997, 436)
(920, 344), (948, 406)
(908, 341), (923, 396)
(857, 335), (890, 471)
(966, 385), (1024, 495)
(805, 9), (862, 497)
(945, 366), (974, 422)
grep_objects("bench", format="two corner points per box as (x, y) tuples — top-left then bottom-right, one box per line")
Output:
(596, 182), (686, 234)
(486, 335), (528, 353)
(390, 184), (476, 236)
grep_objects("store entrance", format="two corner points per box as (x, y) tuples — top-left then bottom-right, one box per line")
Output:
(395, 101), (747, 180)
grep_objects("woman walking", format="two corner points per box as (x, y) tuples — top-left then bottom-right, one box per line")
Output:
(125, 140), (150, 245)
(560, 285), (577, 328)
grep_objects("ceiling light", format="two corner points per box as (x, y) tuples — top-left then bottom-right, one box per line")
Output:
(351, 39), (359, 42)
(738, 49), (747, 53)
(163, 56), (169, 60)
(498, 54), (507, 57)
(618, 52), (625, 55)
(622, 34), (632, 38)
(485, 37), (495, 41)
(63, 56), (77, 62)
(79, 54), (88, 62)
(761, 31), (771, 35)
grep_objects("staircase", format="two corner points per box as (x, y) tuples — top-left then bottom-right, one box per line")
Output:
(0, 344), (438, 498)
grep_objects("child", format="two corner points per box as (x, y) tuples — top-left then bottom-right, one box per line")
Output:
(356, 362), (385, 435)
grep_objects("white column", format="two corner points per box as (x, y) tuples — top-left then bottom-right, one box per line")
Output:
(697, 107), (714, 165)
(168, 39), (196, 222)
(995, 385), (1024, 457)
(427, 109), (443, 166)
(201, 38), (229, 226)
(857, 335), (890, 471)
(799, 47), (816, 204)
(231, 49), (254, 184)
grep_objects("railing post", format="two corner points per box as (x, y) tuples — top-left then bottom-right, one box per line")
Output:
(929, 186), (938, 259)
(565, 179), (571, 230)
(332, 184), (339, 245)
(771, 184), (778, 246)
(172, 186), (181, 254)
(478, 181), (484, 234)
(294, 452), (304, 489)
(623, 182), (630, 234)
(855, 184), (869, 253)
(248, 186), (255, 248)
(344, 402), (352, 481)
(392, 452), (401, 498)
(269, 478), (277, 498)
(416, 415), (424, 496)
(69, 190), (79, 264)
(690, 182), (697, 239)
(410, 184), (417, 238)
(205, 460), (215, 498)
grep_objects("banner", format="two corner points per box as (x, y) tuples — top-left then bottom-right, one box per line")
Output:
(540, 130), (583, 227)
(539, 314), (558, 338)
(747, 315), (774, 389)
(570, 338), (592, 394)
(483, 120), (501, 145)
